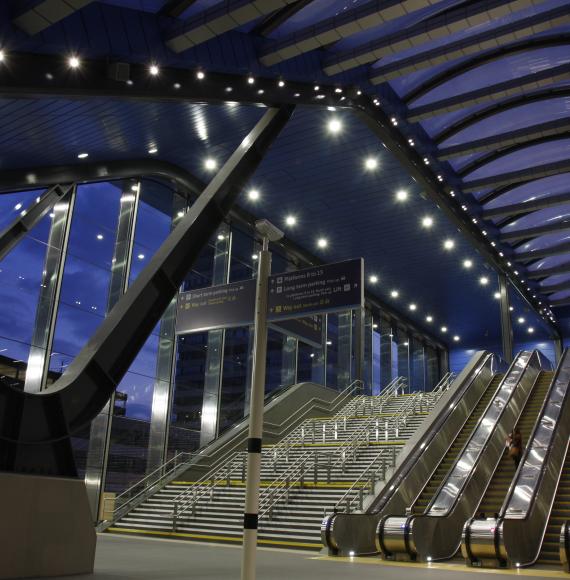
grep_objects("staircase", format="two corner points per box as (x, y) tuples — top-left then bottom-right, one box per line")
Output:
(412, 374), (502, 513)
(538, 444), (570, 564)
(477, 372), (551, 518)
(109, 383), (446, 549)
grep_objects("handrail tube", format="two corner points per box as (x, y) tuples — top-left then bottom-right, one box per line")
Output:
(322, 351), (502, 556)
(474, 348), (570, 567)
(171, 381), (362, 523)
(408, 350), (549, 562)
(561, 522), (570, 572)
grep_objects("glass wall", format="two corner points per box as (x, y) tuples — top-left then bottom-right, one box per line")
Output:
(0, 178), (448, 505)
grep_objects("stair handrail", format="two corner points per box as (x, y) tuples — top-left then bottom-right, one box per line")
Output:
(327, 446), (397, 515)
(101, 450), (194, 524)
(257, 388), (428, 521)
(169, 380), (363, 524)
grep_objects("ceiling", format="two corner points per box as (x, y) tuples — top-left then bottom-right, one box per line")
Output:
(0, 0), (567, 347)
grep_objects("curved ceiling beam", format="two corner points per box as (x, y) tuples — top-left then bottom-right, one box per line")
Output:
(439, 117), (570, 160)
(458, 132), (570, 178)
(258, 0), (434, 67)
(501, 219), (570, 243)
(483, 190), (570, 219)
(463, 159), (570, 193)
(540, 280), (570, 294)
(323, 0), (533, 76)
(404, 35), (570, 105)
(14, 0), (95, 35)
(252, 0), (315, 36)
(478, 180), (535, 205)
(527, 261), (570, 279)
(435, 87), (570, 145)
(515, 241), (570, 264)
(165, 0), (299, 53)
(370, 6), (570, 83)
(0, 158), (204, 196)
(407, 61), (570, 122)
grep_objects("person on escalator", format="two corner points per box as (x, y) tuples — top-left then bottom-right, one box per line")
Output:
(506, 428), (523, 468)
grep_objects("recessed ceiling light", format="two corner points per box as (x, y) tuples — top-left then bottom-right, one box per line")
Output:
(527, 327), (534, 334)
(372, 323), (378, 329)
(314, 85), (320, 91)
(0, 50), (5, 62)
(204, 158), (217, 171)
(248, 189), (260, 201)
(252, 253), (258, 260)
(390, 290), (399, 298)
(463, 259), (473, 269)
(177, 210), (185, 218)
(443, 239), (455, 250)
(453, 335), (460, 342)
(196, 70), (205, 80)
(509, 306), (514, 312)
(137, 253), (145, 260)
(285, 215), (296, 226)
(149, 64), (160, 76)
(173, 82), (181, 89)
(68, 55), (81, 69)
(421, 216), (434, 228)
(395, 190), (408, 202)
(441, 326), (448, 333)
(409, 303), (417, 311)
(247, 76), (255, 84)
(426, 315), (433, 323)
(479, 276), (489, 286)
(317, 238), (328, 249)
(517, 317), (525, 324)
(369, 275), (378, 284)
(327, 118), (342, 134)
(217, 234), (225, 241)
(364, 157), (378, 171)
(494, 292), (501, 299)
(96, 233), (103, 240)
(77, 152), (89, 159)
(148, 147), (158, 154)
(14, 203), (22, 211)
(278, 79), (285, 87)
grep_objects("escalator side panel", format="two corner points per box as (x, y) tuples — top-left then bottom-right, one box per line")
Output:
(411, 350), (549, 561)
(324, 351), (502, 556)
(499, 349), (570, 567)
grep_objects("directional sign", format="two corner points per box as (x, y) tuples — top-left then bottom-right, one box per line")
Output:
(267, 258), (363, 321)
(176, 279), (256, 334)
(176, 258), (363, 347)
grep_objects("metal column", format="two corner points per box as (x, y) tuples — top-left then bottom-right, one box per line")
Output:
(337, 311), (353, 389)
(199, 224), (231, 447)
(85, 181), (140, 520)
(24, 186), (76, 393)
(354, 307), (365, 386)
(146, 193), (188, 472)
(498, 273), (513, 364)
(281, 335), (298, 386)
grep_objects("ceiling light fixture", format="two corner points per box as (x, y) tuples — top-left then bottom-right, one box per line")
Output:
(77, 152), (89, 159)
(395, 190), (408, 202)
(248, 189), (260, 201)
(421, 216), (434, 228)
(247, 76), (255, 84)
(463, 259), (473, 269)
(364, 157), (378, 171)
(369, 275), (378, 284)
(68, 55), (81, 69)
(204, 158), (218, 171)
(317, 238), (328, 249)
(443, 239), (455, 250)
(409, 303), (417, 311)
(453, 335), (460, 342)
(327, 118), (342, 134)
(479, 276), (489, 286)
(441, 326), (448, 333)
(285, 215), (296, 226)
(390, 290), (399, 298)
(426, 315), (433, 323)
(149, 64), (160, 76)
(148, 147), (158, 154)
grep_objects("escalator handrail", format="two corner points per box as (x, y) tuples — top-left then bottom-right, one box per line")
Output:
(368, 351), (500, 515)
(423, 350), (543, 517)
(498, 348), (570, 522)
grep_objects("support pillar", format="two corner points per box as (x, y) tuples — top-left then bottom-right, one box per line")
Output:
(354, 307), (365, 387)
(498, 273), (513, 364)
(199, 224), (231, 447)
(84, 180), (140, 521)
(146, 193), (188, 471)
(281, 335), (297, 386)
(337, 311), (352, 389)
(24, 186), (76, 393)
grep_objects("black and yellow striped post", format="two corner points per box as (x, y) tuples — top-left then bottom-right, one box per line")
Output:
(241, 220), (283, 580)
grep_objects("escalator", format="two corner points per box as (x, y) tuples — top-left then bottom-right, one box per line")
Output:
(411, 375), (500, 515)
(538, 447), (570, 564)
(476, 372), (551, 519)
(380, 351), (549, 562)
